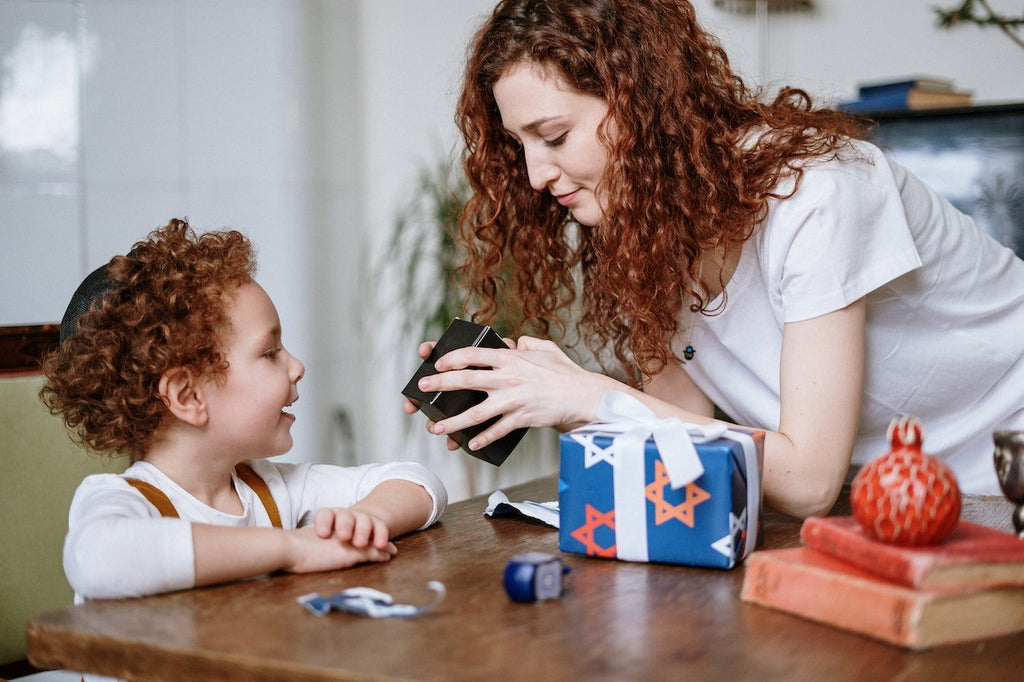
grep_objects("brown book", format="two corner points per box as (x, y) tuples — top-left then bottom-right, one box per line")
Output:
(741, 547), (1024, 650)
(800, 516), (1024, 590)
(843, 83), (972, 113)
(905, 87), (972, 109)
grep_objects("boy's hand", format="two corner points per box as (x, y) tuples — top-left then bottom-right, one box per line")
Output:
(283, 525), (397, 574)
(313, 507), (391, 550)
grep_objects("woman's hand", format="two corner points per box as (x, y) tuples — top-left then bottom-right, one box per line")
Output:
(403, 341), (461, 451)
(411, 335), (622, 452)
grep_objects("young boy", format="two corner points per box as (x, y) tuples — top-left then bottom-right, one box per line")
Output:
(42, 219), (447, 600)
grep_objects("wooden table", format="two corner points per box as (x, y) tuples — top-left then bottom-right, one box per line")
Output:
(27, 476), (1024, 681)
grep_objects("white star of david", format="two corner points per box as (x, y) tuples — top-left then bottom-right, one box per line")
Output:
(729, 508), (747, 538)
(711, 534), (733, 557)
(570, 433), (618, 468)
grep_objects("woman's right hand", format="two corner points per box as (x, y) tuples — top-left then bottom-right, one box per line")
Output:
(411, 335), (623, 452)
(403, 341), (461, 451)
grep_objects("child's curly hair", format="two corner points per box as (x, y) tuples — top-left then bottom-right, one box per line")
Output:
(40, 219), (256, 461)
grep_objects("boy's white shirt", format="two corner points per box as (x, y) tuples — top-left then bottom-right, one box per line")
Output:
(64, 457), (447, 601)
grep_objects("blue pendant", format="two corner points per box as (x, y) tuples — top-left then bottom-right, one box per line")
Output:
(684, 345), (695, 361)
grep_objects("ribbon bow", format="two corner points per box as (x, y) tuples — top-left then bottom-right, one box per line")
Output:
(588, 390), (727, 489)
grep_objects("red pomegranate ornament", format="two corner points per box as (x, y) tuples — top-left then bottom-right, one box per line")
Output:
(850, 415), (961, 545)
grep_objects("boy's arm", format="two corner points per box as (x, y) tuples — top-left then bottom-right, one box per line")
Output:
(67, 514), (395, 598)
(299, 458), (450, 532)
(194, 478), (436, 586)
(313, 479), (437, 550)
(349, 479), (436, 537)
(192, 524), (395, 588)
(65, 470), (430, 599)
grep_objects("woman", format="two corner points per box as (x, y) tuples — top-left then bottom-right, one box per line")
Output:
(407, 0), (1024, 517)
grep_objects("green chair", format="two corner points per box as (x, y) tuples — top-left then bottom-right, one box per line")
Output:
(0, 374), (127, 677)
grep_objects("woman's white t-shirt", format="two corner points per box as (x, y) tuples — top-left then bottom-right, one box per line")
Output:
(680, 139), (1024, 494)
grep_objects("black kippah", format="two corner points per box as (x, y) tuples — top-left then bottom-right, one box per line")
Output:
(58, 263), (119, 346)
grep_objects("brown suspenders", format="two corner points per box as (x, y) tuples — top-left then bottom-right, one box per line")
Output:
(124, 462), (283, 528)
(233, 462), (283, 529)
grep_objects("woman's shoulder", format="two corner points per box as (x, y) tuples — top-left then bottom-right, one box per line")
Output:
(754, 136), (916, 250)
(778, 137), (882, 179)
(764, 139), (896, 218)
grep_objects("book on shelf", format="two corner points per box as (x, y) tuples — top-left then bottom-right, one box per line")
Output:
(857, 76), (957, 98)
(741, 547), (1024, 650)
(800, 516), (1024, 590)
(841, 88), (973, 113)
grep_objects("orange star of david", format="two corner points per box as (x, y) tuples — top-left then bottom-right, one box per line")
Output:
(570, 504), (617, 557)
(644, 459), (711, 527)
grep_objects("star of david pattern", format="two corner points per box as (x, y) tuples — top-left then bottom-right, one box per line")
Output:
(730, 508), (747, 547)
(711, 534), (733, 559)
(570, 504), (617, 558)
(570, 433), (618, 468)
(643, 459), (711, 528)
(559, 430), (761, 569)
(711, 508), (748, 561)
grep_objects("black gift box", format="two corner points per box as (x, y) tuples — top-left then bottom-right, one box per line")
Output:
(402, 318), (528, 466)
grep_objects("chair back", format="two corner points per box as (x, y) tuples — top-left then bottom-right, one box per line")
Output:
(0, 374), (127, 666)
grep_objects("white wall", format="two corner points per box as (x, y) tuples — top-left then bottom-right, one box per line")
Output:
(2, 0), (1023, 501)
(703, 0), (1024, 105)
(0, 0), (329, 467)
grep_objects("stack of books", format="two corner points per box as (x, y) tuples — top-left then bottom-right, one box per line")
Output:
(840, 76), (973, 113)
(741, 516), (1024, 649)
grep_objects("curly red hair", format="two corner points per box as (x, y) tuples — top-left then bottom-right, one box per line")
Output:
(40, 219), (256, 460)
(456, 0), (870, 383)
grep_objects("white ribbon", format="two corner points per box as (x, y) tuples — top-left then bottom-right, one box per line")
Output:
(722, 429), (762, 561)
(570, 391), (728, 561)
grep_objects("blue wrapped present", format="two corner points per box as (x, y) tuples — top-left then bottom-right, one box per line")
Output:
(559, 392), (764, 569)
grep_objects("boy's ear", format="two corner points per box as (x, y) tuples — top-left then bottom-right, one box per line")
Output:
(158, 367), (208, 427)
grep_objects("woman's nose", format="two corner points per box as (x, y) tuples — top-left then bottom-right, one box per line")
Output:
(524, 146), (559, 191)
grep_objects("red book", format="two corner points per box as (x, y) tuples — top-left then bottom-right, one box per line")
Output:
(800, 516), (1024, 590)
(741, 547), (1024, 650)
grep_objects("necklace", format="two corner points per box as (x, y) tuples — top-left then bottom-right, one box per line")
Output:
(683, 257), (703, 362)
(684, 340), (696, 362)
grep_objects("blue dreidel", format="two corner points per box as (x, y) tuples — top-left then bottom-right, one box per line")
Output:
(503, 552), (570, 602)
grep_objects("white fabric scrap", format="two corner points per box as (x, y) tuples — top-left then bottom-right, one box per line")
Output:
(484, 490), (560, 529)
